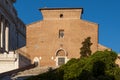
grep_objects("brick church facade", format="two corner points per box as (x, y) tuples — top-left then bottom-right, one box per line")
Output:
(26, 8), (110, 67)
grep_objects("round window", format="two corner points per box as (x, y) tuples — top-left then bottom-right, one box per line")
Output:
(60, 14), (63, 18)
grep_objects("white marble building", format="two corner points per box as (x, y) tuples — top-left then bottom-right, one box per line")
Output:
(0, 0), (31, 73)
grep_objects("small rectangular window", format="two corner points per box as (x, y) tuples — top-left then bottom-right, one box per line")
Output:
(59, 30), (64, 38)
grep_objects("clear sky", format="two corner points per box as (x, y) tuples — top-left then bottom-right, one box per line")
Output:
(14, 0), (120, 53)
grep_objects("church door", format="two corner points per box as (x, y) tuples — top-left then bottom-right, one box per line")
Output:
(56, 49), (67, 66)
(58, 57), (65, 66)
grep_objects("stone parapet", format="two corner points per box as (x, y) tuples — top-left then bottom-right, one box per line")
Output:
(0, 51), (17, 61)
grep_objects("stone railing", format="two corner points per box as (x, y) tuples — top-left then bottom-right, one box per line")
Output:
(0, 51), (17, 61)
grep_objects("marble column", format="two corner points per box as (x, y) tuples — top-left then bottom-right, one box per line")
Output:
(0, 17), (6, 53)
(5, 24), (9, 52)
(0, 15), (1, 50)
(3, 19), (6, 53)
(0, 17), (3, 48)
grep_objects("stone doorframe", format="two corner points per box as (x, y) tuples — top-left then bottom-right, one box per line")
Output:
(55, 48), (68, 66)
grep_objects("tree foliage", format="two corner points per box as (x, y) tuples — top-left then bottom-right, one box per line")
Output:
(58, 50), (119, 80)
(80, 37), (93, 58)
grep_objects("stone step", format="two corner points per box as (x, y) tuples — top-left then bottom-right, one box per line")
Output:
(12, 66), (56, 79)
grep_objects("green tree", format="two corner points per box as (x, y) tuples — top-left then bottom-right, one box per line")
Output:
(58, 50), (118, 80)
(80, 37), (92, 58)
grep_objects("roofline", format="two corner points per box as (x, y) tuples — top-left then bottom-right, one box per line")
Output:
(39, 7), (83, 14)
(26, 20), (42, 26)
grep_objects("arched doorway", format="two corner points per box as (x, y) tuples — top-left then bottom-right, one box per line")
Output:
(33, 57), (39, 66)
(55, 49), (68, 66)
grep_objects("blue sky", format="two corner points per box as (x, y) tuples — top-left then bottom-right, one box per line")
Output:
(14, 0), (120, 53)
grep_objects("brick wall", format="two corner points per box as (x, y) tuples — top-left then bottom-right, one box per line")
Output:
(26, 8), (99, 67)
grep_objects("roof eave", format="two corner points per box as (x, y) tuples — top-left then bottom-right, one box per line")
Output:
(39, 7), (83, 14)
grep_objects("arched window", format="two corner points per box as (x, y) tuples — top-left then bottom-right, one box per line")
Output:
(33, 57), (39, 66)
(56, 49), (66, 56)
